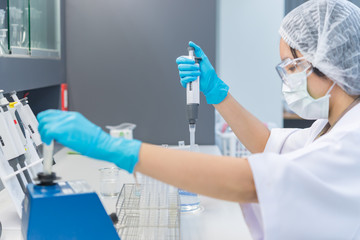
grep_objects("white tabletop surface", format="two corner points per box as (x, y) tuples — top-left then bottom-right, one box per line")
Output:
(0, 145), (252, 240)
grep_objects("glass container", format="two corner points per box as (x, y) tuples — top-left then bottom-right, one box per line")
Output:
(8, 0), (29, 54)
(0, 3), (9, 55)
(99, 167), (122, 198)
(29, 0), (60, 57)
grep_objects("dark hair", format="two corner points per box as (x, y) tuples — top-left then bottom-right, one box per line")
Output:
(290, 47), (326, 78)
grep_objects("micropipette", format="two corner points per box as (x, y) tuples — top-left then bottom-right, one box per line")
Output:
(10, 91), (42, 147)
(0, 91), (36, 188)
(0, 90), (45, 191)
(0, 105), (27, 192)
(10, 91), (43, 177)
(0, 90), (26, 146)
(186, 47), (201, 149)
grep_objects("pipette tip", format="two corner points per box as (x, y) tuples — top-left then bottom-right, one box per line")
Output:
(189, 124), (196, 147)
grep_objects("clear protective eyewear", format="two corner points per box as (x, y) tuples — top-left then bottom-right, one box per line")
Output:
(276, 57), (313, 87)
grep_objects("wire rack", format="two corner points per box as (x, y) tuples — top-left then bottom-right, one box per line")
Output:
(115, 179), (180, 240)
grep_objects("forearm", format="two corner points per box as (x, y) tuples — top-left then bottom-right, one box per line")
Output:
(214, 93), (270, 153)
(135, 143), (258, 203)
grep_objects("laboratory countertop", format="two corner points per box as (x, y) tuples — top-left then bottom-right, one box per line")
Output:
(0, 145), (252, 240)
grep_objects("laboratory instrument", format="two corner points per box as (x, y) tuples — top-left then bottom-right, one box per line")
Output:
(8, 6), (27, 52)
(0, 90), (42, 192)
(0, 103), (28, 193)
(99, 167), (122, 197)
(0, 29), (7, 54)
(0, 104), (28, 201)
(115, 174), (180, 240)
(0, 91), (26, 146)
(0, 90), (44, 216)
(180, 46), (202, 212)
(106, 123), (136, 139)
(0, 9), (7, 55)
(172, 141), (201, 212)
(0, 9), (5, 28)
(176, 41), (229, 105)
(10, 91), (42, 148)
(186, 46), (201, 150)
(21, 141), (120, 240)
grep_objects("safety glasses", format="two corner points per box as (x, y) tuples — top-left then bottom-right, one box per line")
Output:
(276, 57), (313, 87)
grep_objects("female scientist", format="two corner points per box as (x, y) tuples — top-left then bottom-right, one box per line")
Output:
(37, 0), (360, 238)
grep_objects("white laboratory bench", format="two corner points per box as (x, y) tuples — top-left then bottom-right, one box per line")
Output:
(0, 145), (252, 240)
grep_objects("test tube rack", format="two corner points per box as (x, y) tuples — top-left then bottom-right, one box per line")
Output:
(115, 177), (180, 240)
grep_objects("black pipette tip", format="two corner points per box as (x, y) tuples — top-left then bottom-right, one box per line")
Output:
(34, 172), (60, 186)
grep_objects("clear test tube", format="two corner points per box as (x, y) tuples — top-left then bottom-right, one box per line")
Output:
(42, 141), (54, 175)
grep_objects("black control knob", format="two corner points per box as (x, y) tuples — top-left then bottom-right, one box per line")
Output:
(109, 212), (119, 225)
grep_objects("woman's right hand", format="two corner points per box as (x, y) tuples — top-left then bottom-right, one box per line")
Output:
(176, 41), (229, 104)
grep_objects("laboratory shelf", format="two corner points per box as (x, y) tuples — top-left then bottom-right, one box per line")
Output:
(0, 0), (61, 57)
(0, 0), (65, 94)
(0, 57), (64, 92)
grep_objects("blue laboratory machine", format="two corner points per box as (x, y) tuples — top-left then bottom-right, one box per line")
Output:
(21, 142), (120, 240)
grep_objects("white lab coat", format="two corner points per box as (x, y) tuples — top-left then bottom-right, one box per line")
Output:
(240, 103), (360, 240)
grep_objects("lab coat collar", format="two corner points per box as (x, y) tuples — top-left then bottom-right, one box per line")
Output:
(326, 99), (360, 134)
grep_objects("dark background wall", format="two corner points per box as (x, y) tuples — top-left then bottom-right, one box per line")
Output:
(65, 0), (216, 145)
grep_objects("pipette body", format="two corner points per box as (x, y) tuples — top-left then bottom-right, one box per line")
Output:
(0, 91), (26, 146)
(0, 105), (28, 192)
(10, 91), (42, 147)
(186, 47), (201, 148)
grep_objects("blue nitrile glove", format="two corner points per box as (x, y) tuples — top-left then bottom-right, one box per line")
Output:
(176, 41), (229, 104)
(37, 110), (142, 173)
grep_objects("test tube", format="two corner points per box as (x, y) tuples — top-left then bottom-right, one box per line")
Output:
(43, 141), (54, 175)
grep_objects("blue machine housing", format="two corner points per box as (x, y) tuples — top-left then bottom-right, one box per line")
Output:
(21, 181), (120, 240)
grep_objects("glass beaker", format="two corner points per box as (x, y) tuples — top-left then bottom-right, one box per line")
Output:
(0, 29), (8, 54)
(99, 167), (122, 198)
(0, 9), (5, 29)
(10, 24), (25, 47)
(174, 141), (201, 213)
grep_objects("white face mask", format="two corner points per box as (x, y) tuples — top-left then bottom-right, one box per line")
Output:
(282, 71), (336, 120)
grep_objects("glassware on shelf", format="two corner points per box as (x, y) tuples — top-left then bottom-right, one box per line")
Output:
(0, 9), (5, 28)
(0, 9), (8, 55)
(0, 29), (8, 54)
(10, 23), (25, 47)
(4, 0), (61, 57)
(8, 3), (29, 54)
(30, 0), (61, 57)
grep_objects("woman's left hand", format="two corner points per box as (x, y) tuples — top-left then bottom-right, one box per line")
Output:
(37, 110), (142, 173)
